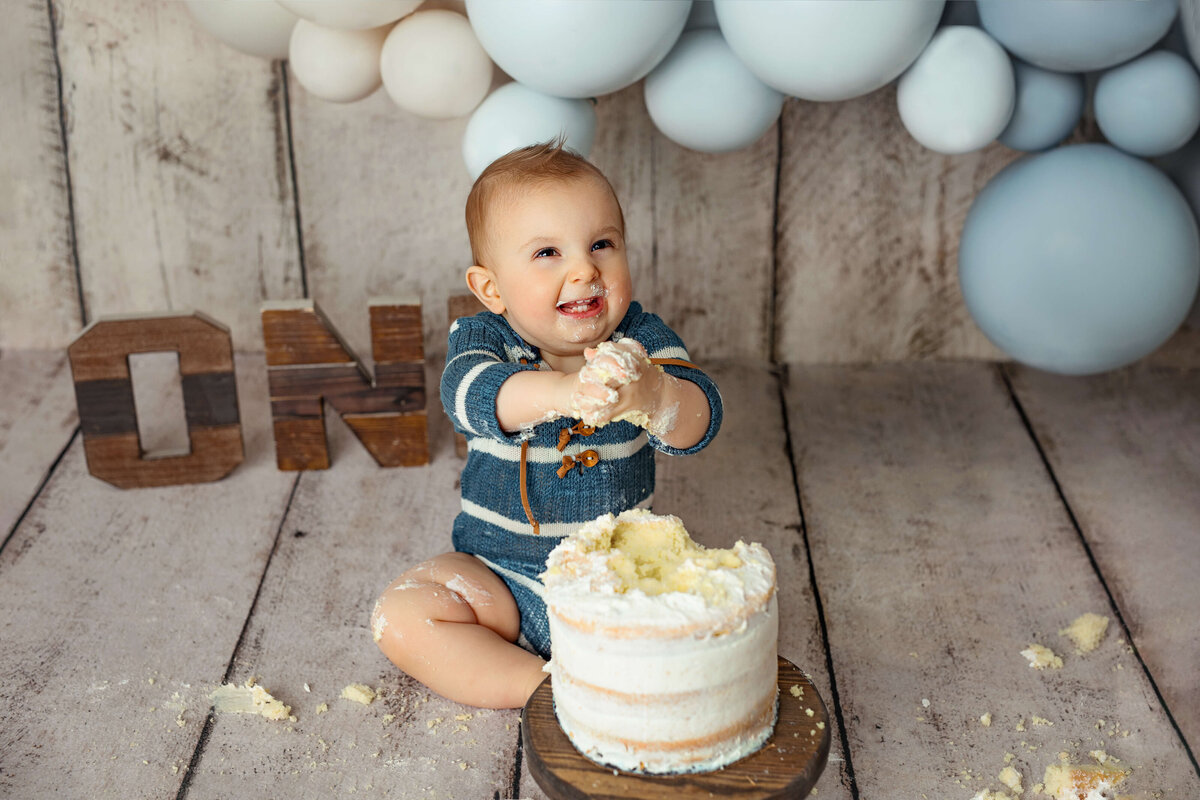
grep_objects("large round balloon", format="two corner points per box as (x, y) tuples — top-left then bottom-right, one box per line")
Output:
(1095, 50), (1200, 158)
(278, 0), (421, 31)
(643, 30), (783, 153)
(713, 0), (944, 102)
(1183, 0), (1200, 70)
(288, 21), (387, 103)
(380, 10), (493, 120)
(462, 83), (597, 180)
(977, 0), (1178, 72)
(897, 26), (1014, 155)
(465, 0), (690, 99)
(998, 60), (1085, 152)
(959, 144), (1200, 375)
(185, 0), (299, 60)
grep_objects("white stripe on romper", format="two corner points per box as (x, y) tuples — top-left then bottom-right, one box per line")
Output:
(467, 431), (649, 464)
(459, 494), (655, 538)
(454, 360), (499, 436)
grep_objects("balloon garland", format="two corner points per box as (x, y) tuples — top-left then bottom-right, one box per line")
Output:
(185, 0), (1200, 376)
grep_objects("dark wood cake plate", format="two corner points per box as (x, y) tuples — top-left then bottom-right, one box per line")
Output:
(521, 656), (830, 799)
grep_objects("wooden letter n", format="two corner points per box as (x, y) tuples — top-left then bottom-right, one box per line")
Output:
(67, 311), (244, 489)
(262, 298), (429, 470)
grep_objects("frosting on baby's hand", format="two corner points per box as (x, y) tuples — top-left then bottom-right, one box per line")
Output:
(570, 339), (677, 436)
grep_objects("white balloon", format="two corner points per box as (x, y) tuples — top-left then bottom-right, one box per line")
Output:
(287, 20), (386, 103)
(466, 0), (690, 99)
(644, 30), (783, 153)
(714, 0), (945, 101)
(380, 10), (493, 120)
(462, 83), (597, 180)
(897, 26), (1015, 154)
(278, 0), (422, 31)
(185, 0), (299, 60)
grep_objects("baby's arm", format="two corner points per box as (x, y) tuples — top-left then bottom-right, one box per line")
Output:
(493, 370), (578, 432)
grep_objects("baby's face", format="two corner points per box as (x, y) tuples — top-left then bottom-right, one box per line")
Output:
(483, 176), (633, 365)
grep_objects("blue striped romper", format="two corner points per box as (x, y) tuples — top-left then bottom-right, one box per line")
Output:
(440, 302), (723, 658)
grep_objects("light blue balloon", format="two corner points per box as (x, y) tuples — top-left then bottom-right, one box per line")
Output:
(465, 0), (691, 99)
(978, 0), (1177, 72)
(998, 61), (1085, 152)
(714, 0), (944, 101)
(1095, 50), (1200, 158)
(462, 83), (597, 180)
(643, 30), (783, 153)
(959, 144), (1200, 375)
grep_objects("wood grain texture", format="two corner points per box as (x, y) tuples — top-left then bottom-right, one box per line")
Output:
(262, 304), (356, 367)
(0, 350), (79, 538)
(287, 78), (479, 370)
(0, 352), (295, 799)
(56, 0), (303, 352)
(781, 362), (1200, 799)
(775, 88), (1015, 363)
(648, 129), (778, 361)
(67, 312), (235, 382)
(264, 300), (429, 469)
(1007, 364), (1200, 752)
(178, 361), (521, 800)
(522, 658), (828, 800)
(81, 425), (243, 489)
(519, 362), (854, 800)
(0, 0), (82, 348)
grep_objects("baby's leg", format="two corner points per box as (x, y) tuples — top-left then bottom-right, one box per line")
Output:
(371, 552), (547, 709)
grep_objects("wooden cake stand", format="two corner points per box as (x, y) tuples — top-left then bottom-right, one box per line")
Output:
(521, 656), (830, 799)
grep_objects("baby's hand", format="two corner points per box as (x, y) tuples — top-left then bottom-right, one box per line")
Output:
(569, 339), (649, 426)
(570, 339), (679, 436)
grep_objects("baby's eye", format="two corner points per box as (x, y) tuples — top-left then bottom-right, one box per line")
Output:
(591, 239), (614, 251)
(534, 247), (559, 258)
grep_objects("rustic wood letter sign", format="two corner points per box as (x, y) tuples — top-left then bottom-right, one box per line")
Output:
(67, 311), (244, 489)
(262, 298), (429, 470)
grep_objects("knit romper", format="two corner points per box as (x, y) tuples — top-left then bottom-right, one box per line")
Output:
(440, 302), (723, 657)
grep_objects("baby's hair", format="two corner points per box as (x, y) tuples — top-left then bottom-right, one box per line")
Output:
(465, 138), (625, 265)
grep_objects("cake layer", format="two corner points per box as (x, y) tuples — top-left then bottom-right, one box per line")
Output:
(555, 687), (778, 774)
(548, 594), (779, 695)
(542, 509), (776, 637)
(542, 510), (780, 775)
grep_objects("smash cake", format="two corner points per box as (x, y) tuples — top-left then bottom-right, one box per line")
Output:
(540, 508), (779, 774)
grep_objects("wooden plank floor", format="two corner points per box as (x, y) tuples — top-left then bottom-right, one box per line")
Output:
(0, 351), (1196, 799)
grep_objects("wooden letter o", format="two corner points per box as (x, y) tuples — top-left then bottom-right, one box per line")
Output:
(67, 311), (244, 489)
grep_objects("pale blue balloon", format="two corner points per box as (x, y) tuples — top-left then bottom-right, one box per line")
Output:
(462, 83), (597, 180)
(998, 61), (1085, 152)
(1095, 50), (1200, 158)
(978, 0), (1177, 72)
(465, 0), (691, 99)
(959, 144), (1200, 375)
(714, 0), (944, 101)
(644, 30), (783, 153)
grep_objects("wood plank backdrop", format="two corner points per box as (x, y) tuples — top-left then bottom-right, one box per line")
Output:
(6, 0), (1198, 365)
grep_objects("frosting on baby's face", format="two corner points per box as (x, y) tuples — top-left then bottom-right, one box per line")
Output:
(470, 175), (633, 372)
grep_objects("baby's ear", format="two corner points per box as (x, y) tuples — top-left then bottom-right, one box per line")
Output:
(466, 265), (505, 314)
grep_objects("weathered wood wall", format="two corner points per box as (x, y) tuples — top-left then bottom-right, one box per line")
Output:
(3, 0), (1199, 366)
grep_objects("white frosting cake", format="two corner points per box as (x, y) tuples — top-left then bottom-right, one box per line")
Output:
(541, 509), (778, 774)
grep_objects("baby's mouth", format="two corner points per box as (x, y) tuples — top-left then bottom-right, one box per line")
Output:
(556, 295), (605, 319)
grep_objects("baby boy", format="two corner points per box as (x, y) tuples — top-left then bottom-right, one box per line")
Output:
(371, 141), (723, 709)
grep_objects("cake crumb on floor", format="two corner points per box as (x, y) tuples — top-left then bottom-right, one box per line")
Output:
(341, 684), (376, 705)
(1021, 644), (1064, 670)
(210, 681), (293, 721)
(1059, 613), (1110, 654)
